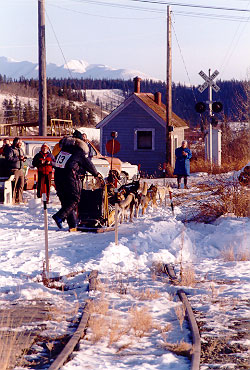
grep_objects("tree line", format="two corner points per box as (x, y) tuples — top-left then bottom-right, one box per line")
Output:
(1, 97), (97, 127)
(0, 75), (249, 127)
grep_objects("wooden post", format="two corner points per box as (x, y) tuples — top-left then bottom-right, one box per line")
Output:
(166, 5), (172, 167)
(110, 138), (115, 171)
(38, 0), (47, 136)
(34, 174), (37, 199)
(114, 188), (118, 245)
(42, 193), (49, 279)
(169, 189), (174, 215)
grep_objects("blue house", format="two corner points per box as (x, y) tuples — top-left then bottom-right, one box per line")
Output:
(96, 77), (189, 177)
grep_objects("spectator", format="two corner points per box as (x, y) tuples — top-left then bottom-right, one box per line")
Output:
(32, 143), (54, 201)
(173, 140), (192, 189)
(52, 133), (104, 232)
(72, 130), (95, 160)
(82, 132), (95, 160)
(0, 138), (11, 157)
(6, 137), (26, 203)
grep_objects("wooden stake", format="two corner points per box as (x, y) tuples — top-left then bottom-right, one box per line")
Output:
(114, 188), (119, 245)
(34, 174), (37, 199)
(42, 193), (49, 279)
(169, 190), (174, 215)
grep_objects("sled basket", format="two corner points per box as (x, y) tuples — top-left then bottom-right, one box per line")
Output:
(77, 187), (115, 232)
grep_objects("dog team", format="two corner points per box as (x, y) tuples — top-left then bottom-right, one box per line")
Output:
(107, 178), (173, 224)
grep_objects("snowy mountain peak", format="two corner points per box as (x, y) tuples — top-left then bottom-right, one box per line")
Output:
(0, 56), (158, 80)
(64, 59), (89, 73)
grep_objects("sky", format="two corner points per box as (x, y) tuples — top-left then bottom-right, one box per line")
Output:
(0, 172), (249, 369)
(0, 0), (250, 84)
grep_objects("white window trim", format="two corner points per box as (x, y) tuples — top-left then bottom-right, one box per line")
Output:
(134, 128), (155, 151)
(173, 135), (178, 150)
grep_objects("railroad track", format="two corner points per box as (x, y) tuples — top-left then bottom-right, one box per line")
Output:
(42, 264), (249, 370)
(22, 267), (201, 370)
(4, 180), (248, 369)
(8, 262), (249, 370)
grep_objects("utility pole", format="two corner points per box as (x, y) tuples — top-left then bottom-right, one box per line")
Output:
(166, 5), (172, 167)
(38, 0), (47, 136)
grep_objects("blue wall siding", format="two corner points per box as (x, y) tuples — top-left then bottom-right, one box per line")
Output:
(101, 101), (166, 176)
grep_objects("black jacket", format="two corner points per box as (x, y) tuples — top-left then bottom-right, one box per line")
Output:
(56, 137), (98, 177)
(54, 137), (98, 199)
(6, 145), (25, 170)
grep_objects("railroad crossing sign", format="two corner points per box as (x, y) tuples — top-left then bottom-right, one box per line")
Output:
(198, 70), (220, 93)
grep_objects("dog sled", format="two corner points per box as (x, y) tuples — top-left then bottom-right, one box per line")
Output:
(77, 185), (116, 233)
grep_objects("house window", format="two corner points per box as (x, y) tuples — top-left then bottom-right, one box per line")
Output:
(134, 129), (155, 150)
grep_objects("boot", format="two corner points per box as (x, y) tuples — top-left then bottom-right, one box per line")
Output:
(52, 214), (63, 229)
(69, 227), (77, 232)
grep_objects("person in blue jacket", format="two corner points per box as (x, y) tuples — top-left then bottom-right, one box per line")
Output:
(173, 140), (192, 189)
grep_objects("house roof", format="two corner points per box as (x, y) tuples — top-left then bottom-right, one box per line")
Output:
(135, 93), (188, 128)
(96, 92), (189, 129)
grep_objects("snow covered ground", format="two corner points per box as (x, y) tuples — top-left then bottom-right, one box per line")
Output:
(0, 172), (249, 369)
(83, 88), (125, 114)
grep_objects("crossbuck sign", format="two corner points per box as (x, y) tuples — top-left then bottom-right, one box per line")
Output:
(198, 70), (220, 93)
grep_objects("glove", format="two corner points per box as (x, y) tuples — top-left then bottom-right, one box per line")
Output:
(96, 173), (105, 187)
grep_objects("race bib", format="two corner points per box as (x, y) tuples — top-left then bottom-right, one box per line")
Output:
(55, 151), (72, 168)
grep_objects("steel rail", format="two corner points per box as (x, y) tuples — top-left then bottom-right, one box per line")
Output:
(177, 289), (201, 370)
(164, 264), (201, 370)
(47, 301), (90, 370)
(47, 270), (99, 370)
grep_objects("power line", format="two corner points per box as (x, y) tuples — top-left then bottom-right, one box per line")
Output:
(69, 0), (250, 13)
(219, 0), (250, 78)
(47, 0), (250, 22)
(173, 10), (250, 22)
(45, 9), (74, 79)
(66, 0), (250, 13)
(124, 0), (250, 13)
(171, 20), (197, 102)
(47, 1), (164, 19)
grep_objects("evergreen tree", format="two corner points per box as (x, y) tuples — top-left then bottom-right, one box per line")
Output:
(3, 99), (14, 123)
(23, 101), (33, 122)
(14, 95), (22, 123)
(87, 108), (96, 127)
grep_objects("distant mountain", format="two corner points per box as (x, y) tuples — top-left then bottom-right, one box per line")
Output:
(0, 56), (158, 80)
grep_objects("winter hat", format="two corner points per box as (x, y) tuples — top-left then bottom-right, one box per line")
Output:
(73, 130), (83, 141)
(13, 137), (20, 146)
(42, 143), (49, 149)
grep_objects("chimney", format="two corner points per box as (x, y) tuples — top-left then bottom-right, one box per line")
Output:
(133, 76), (141, 93)
(154, 92), (162, 105)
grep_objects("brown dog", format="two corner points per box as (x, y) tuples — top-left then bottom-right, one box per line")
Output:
(141, 184), (158, 215)
(157, 186), (167, 206)
(118, 193), (136, 223)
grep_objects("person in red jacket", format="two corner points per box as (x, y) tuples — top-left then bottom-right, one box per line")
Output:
(0, 138), (10, 156)
(32, 143), (54, 201)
